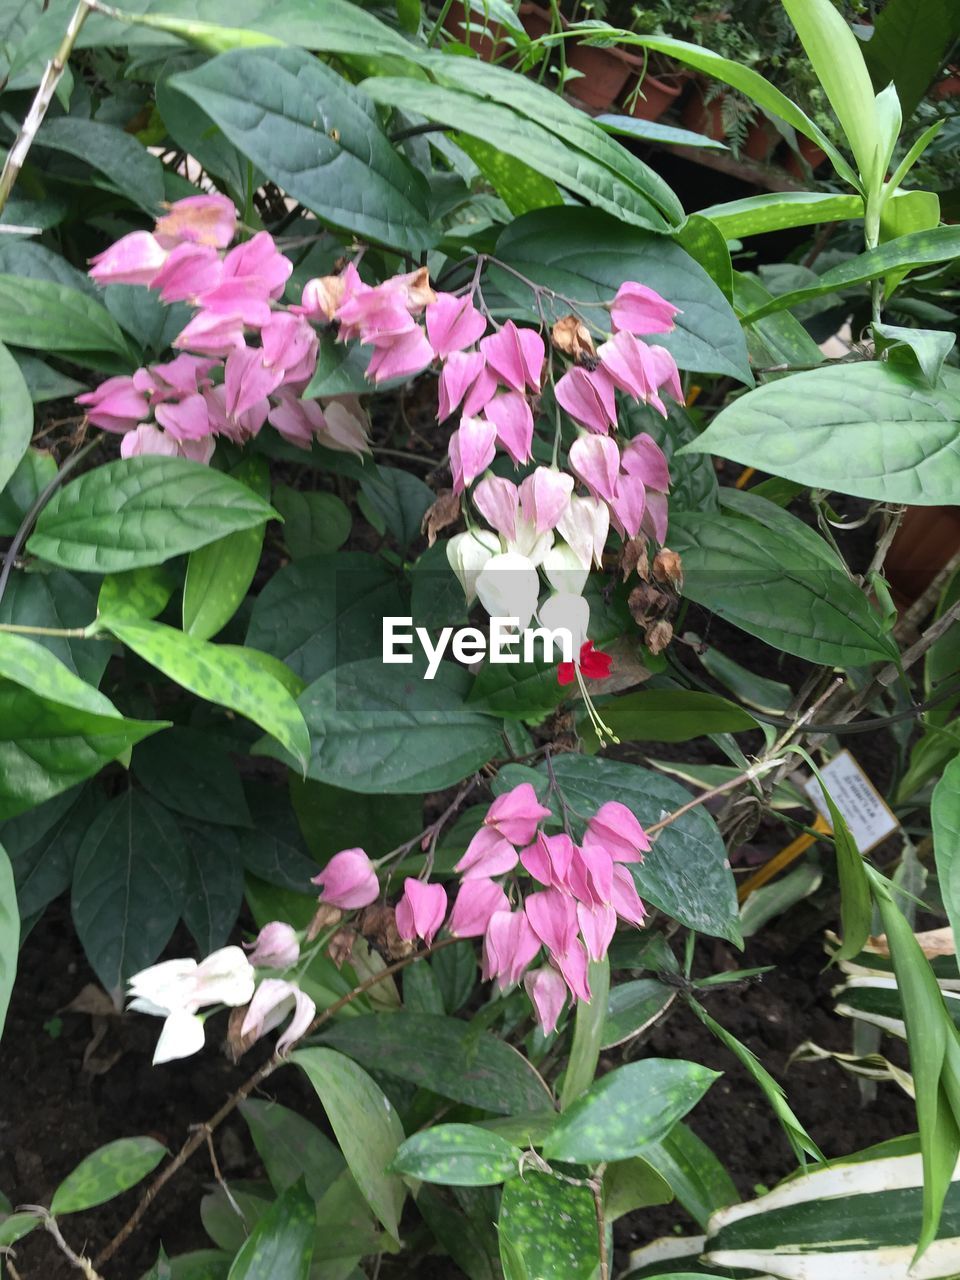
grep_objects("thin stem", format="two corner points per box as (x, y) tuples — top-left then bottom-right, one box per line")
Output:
(426, 0), (455, 46)
(0, 622), (92, 637)
(591, 1173), (609, 1280)
(0, 0), (94, 214)
(645, 759), (786, 836)
(16, 1210), (104, 1280)
(375, 776), (480, 868)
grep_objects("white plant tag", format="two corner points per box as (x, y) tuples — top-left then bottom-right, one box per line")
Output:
(804, 749), (899, 854)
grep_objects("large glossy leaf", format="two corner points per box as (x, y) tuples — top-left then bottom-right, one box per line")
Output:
(0, 340), (32, 495)
(592, 690), (758, 744)
(0, 275), (132, 357)
(492, 208), (751, 383)
(290, 776), (420, 861)
(272, 486), (351, 558)
(317, 1012), (553, 1115)
(0, 684), (165, 821)
(245, 553), (404, 684)
(29, 456), (276, 572)
(641, 1121), (739, 1230)
(180, 821), (245, 953)
(101, 617), (310, 773)
(540, 755), (741, 945)
(36, 117), (165, 213)
(228, 1179), (315, 1280)
(686, 363), (960, 506)
(392, 1125), (519, 1186)
(134, 728), (251, 827)
(239, 1098), (343, 1201)
(0, 631), (117, 717)
(740, 226), (960, 322)
(602, 979), (675, 1049)
(264, 658), (503, 794)
(171, 48), (433, 254)
(292, 1047), (406, 1240)
(668, 501), (899, 666)
(863, 0), (960, 117)
(3, 785), (96, 923)
(50, 1137), (166, 1214)
(933, 755), (960, 957)
(0, 840), (17, 1038)
(700, 191), (864, 239)
(71, 790), (190, 990)
(543, 1058), (718, 1163)
(363, 76), (672, 235)
(0, 568), (106, 685)
(499, 1172), (599, 1280)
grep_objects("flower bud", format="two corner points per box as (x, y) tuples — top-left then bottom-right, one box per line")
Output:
(311, 848), (380, 910)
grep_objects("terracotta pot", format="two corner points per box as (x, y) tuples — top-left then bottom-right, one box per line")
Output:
(624, 71), (683, 122)
(886, 507), (960, 606)
(565, 40), (637, 109)
(681, 81), (725, 140)
(443, 0), (507, 61)
(785, 135), (827, 179)
(743, 119), (778, 162)
(518, 1), (552, 41)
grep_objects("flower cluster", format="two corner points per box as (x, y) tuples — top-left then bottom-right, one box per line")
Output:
(314, 781), (649, 1035)
(78, 194), (371, 460)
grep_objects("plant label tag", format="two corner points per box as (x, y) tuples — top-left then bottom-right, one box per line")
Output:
(804, 750), (899, 854)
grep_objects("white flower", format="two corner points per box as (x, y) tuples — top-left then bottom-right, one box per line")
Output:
(240, 979), (317, 1056)
(508, 514), (553, 567)
(447, 528), (500, 604)
(476, 551), (540, 631)
(539, 591), (590, 651)
(543, 541), (590, 598)
(557, 494), (609, 570)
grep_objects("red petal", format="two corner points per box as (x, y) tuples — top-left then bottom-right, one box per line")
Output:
(557, 662), (576, 687)
(581, 649), (612, 679)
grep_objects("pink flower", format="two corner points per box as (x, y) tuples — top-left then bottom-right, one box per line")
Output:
(438, 349), (486, 421)
(473, 475), (519, 542)
(311, 848), (379, 909)
(621, 433), (671, 492)
(525, 888), (578, 958)
(224, 346), (285, 420)
(261, 312), (318, 382)
(568, 434), (620, 502)
(584, 801), (650, 863)
(337, 280), (415, 344)
(608, 472), (647, 540)
(482, 909), (541, 988)
(611, 864), (646, 927)
(426, 293), (486, 357)
(267, 390), (324, 449)
(448, 878), (509, 938)
(642, 490), (669, 544)
(483, 391), (533, 465)
(366, 325), (434, 383)
(456, 826), (519, 880)
(173, 309), (247, 356)
(222, 231), (292, 298)
(154, 194), (238, 249)
(597, 330), (660, 400)
(554, 365), (618, 434)
(151, 242), (223, 304)
(154, 392), (213, 442)
(89, 231), (167, 286)
(555, 939), (592, 1002)
(520, 831), (575, 890)
(519, 467), (574, 535)
(462, 363), (499, 417)
(557, 495), (609, 571)
(577, 902), (617, 961)
(179, 436), (216, 465)
(320, 398), (371, 456)
(643, 345), (684, 415)
(240, 978), (316, 1055)
(204, 385), (268, 445)
(147, 354), (219, 398)
(77, 375), (149, 433)
(610, 281), (679, 336)
(524, 965), (567, 1034)
(449, 415), (497, 494)
(566, 843), (614, 907)
(245, 922), (300, 969)
(120, 424), (177, 459)
(395, 878), (447, 947)
(485, 783), (552, 847)
(480, 321), (544, 393)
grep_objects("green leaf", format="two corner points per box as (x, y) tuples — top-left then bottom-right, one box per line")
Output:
(268, 658), (503, 794)
(363, 76), (672, 234)
(596, 111), (730, 150)
(0, 340), (33, 495)
(0, 1210), (40, 1249)
(540, 755), (741, 945)
(779, 0), (880, 188)
(292, 1047), (406, 1240)
(872, 321), (956, 387)
(0, 275), (132, 357)
(668, 507), (899, 667)
(239, 1098), (343, 1201)
(290, 776), (420, 861)
(933, 755), (960, 958)
(3, 786), (94, 924)
(37, 117), (166, 213)
(640, 1122), (739, 1231)
(700, 190), (864, 239)
(590, 690), (758, 744)
(134, 728), (252, 827)
(0, 446), (56, 537)
(99, 617), (310, 772)
(273, 486), (351, 558)
(560, 957), (610, 1110)
(302, 335), (371, 400)
(685, 363), (960, 506)
(602, 979), (675, 1049)
(0, 840), (17, 1039)
(29, 455), (276, 573)
(359, 466), (433, 550)
(499, 1172), (599, 1280)
(246, 553), (405, 684)
(493, 207), (751, 383)
(180, 821), (245, 954)
(392, 1125), (519, 1186)
(0, 568), (105, 685)
(50, 1137), (166, 1214)
(98, 565), (176, 622)
(603, 1157), (673, 1219)
(171, 48), (434, 254)
(863, 0), (960, 117)
(734, 270), (825, 372)
(543, 1058), (718, 1163)
(454, 134), (563, 216)
(317, 1012), (553, 1115)
(0, 684), (165, 822)
(227, 1179), (315, 1280)
(71, 790), (189, 990)
(468, 652), (568, 720)
(740, 226), (960, 322)
(0, 631), (117, 717)
(183, 456), (269, 640)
